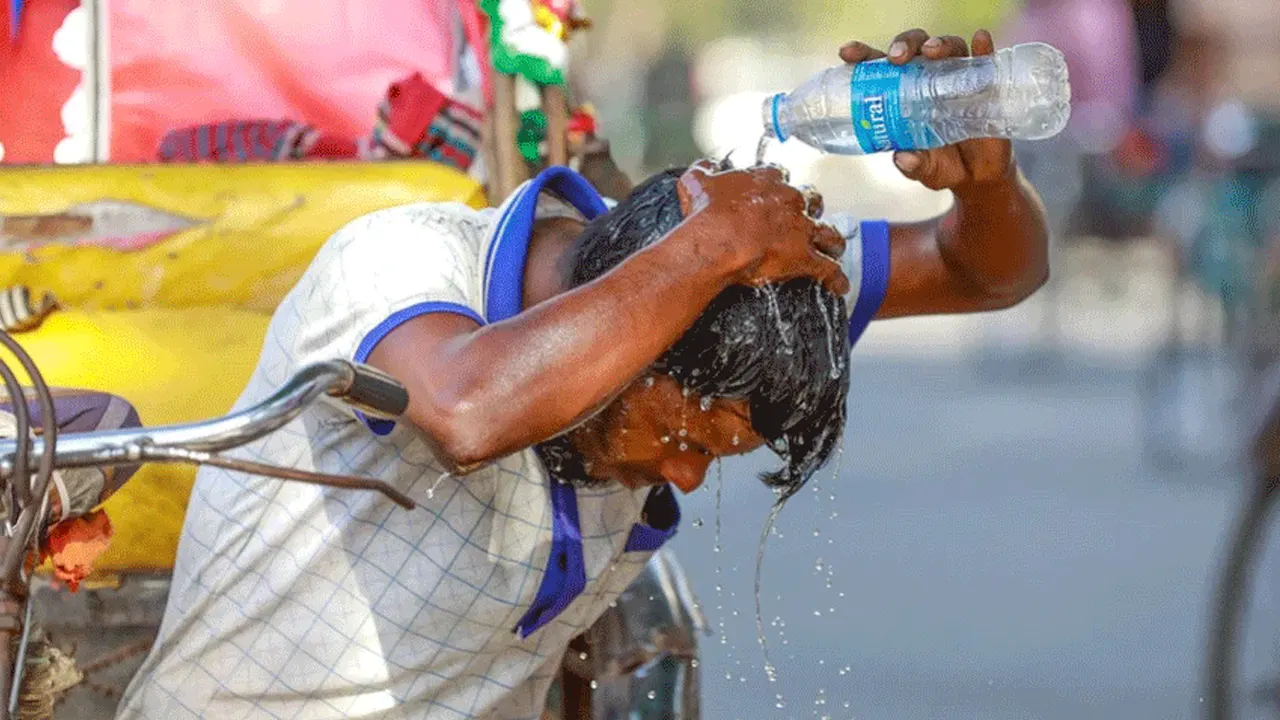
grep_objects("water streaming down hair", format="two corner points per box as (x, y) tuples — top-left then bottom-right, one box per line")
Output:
(561, 168), (852, 499)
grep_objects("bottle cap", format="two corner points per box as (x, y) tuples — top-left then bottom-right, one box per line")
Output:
(763, 93), (788, 142)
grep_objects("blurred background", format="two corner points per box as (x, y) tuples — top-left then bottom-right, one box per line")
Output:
(591, 0), (1280, 716)
(5, 0), (1280, 717)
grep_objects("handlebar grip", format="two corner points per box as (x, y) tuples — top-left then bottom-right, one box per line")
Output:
(338, 363), (410, 420)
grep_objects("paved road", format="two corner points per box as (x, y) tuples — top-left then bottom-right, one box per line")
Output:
(667, 349), (1266, 720)
(45, 348), (1274, 720)
(45, 249), (1280, 720)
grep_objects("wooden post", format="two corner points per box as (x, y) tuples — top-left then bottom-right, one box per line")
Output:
(542, 84), (570, 168)
(491, 73), (529, 200)
(481, 115), (500, 208)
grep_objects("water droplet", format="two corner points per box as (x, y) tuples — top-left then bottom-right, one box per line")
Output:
(700, 396), (713, 411)
(725, 672), (733, 680)
(660, 435), (671, 444)
(678, 428), (688, 437)
(813, 528), (820, 537)
(644, 375), (655, 387)
(690, 659), (699, 668)
(608, 600), (617, 608)
(844, 701), (852, 709)
(678, 442), (688, 451)
(647, 690), (656, 700)
(579, 651), (588, 660)
(813, 609), (822, 616)
(754, 499), (787, 690)
(590, 680), (598, 689)
(731, 434), (740, 446)
(692, 518), (704, 528)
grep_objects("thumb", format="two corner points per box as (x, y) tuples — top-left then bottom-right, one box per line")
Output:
(893, 151), (925, 177)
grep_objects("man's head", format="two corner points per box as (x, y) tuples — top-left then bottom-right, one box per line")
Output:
(537, 168), (851, 501)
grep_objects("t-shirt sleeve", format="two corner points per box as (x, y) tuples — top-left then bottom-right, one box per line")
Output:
(827, 213), (890, 347)
(267, 203), (488, 434)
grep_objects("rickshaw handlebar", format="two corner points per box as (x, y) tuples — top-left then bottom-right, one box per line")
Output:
(0, 360), (409, 476)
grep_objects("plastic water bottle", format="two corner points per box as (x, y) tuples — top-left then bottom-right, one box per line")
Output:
(762, 43), (1071, 155)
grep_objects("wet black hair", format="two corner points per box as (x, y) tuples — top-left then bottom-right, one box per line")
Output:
(559, 168), (851, 500)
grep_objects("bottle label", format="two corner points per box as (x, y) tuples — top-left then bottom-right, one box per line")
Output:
(850, 60), (923, 153)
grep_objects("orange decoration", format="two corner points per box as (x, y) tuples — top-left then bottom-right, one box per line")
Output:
(41, 509), (113, 591)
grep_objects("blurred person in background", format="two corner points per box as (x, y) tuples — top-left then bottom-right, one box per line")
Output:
(1169, 0), (1280, 361)
(641, 40), (701, 172)
(982, 0), (1137, 364)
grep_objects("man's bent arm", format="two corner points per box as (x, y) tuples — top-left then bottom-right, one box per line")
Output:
(369, 228), (738, 471)
(876, 163), (1049, 319)
(368, 164), (848, 472)
(835, 29), (1050, 321)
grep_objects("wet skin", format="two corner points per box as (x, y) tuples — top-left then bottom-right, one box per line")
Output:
(368, 28), (1050, 493)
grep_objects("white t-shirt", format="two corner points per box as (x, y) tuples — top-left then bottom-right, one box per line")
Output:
(116, 168), (889, 720)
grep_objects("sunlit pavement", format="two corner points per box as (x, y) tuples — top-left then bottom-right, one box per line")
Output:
(670, 350), (1250, 720)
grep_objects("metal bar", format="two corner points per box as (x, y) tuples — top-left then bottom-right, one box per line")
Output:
(154, 449), (416, 510)
(1204, 479), (1278, 720)
(0, 361), (29, 525)
(0, 360), (354, 475)
(0, 334), (56, 517)
(6, 591), (32, 717)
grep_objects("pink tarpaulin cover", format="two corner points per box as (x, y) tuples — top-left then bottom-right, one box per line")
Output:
(108, 0), (490, 162)
(1, 0), (490, 164)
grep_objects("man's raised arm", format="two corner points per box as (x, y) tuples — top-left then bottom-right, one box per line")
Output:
(837, 28), (1050, 320)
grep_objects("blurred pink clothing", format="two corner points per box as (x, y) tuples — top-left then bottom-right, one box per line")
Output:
(109, 0), (490, 162)
(1004, 0), (1139, 139)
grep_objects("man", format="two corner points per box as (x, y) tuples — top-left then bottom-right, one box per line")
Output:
(118, 29), (1047, 719)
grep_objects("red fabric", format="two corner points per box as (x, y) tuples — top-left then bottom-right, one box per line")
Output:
(384, 74), (450, 152)
(0, 0), (81, 163)
(156, 72), (481, 171)
(304, 133), (360, 160)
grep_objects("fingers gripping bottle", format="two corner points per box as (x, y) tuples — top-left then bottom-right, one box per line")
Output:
(763, 43), (1071, 154)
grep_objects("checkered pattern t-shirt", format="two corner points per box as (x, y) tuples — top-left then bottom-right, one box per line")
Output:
(116, 168), (890, 720)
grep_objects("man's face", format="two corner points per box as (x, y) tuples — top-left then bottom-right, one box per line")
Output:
(574, 374), (767, 493)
